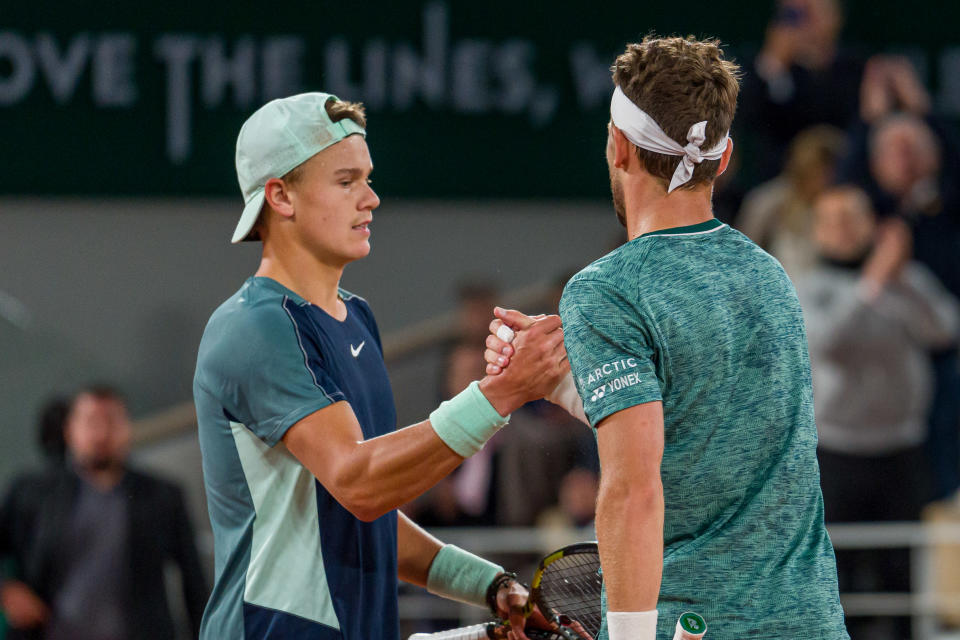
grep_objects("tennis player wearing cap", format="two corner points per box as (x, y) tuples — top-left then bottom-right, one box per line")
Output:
(486, 37), (848, 639)
(193, 93), (569, 639)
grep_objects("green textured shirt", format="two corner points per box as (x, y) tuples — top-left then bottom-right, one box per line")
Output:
(560, 219), (847, 639)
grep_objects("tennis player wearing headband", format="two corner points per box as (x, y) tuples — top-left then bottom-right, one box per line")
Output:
(193, 93), (570, 639)
(486, 37), (847, 639)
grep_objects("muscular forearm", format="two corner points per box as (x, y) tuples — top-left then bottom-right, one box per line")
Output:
(314, 418), (466, 522)
(596, 479), (664, 612)
(286, 315), (569, 521)
(593, 402), (665, 614)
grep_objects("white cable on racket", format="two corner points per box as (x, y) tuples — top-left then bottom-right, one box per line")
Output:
(408, 623), (491, 639)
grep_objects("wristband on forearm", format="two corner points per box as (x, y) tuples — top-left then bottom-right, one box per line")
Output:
(429, 381), (510, 457)
(426, 544), (504, 608)
(607, 610), (658, 640)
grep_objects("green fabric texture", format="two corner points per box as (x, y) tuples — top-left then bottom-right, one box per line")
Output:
(560, 220), (848, 640)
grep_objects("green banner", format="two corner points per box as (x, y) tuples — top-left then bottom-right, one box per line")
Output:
(2, 0), (958, 197)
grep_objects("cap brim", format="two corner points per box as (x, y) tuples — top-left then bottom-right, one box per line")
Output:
(232, 188), (265, 244)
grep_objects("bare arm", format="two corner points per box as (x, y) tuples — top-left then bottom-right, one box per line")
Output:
(284, 403), (463, 522)
(595, 401), (665, 612)
(397, 511), (443, 587)
(283, 315), (568, 522)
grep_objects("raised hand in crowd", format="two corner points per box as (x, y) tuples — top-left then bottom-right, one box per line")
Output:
(861, 217), (913, 299)
(860, 55), (931, 123)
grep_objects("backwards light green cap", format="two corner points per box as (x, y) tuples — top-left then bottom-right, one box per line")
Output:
(232, 92), (366, 243)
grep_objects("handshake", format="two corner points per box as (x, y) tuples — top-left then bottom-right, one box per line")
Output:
(476, 308), (586, 424)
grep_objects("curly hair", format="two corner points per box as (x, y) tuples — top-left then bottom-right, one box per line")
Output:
(612, 36), (741, 191)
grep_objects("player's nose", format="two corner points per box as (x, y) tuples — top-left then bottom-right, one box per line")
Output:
(362, 183), (380, 211)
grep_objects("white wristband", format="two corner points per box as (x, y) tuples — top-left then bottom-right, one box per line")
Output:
(607, 610), (658, 640)
(546, 372), (589, 425)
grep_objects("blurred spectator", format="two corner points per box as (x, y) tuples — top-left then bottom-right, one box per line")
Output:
(0, 386), (208, 640)
(536, 465), (600, 531)
(740, 0), (865, 182)
(797, 186), (960, 640)
(868, 113), (960, 295)
(838, 57), (960, 296)
(35, 398), (68, 466)
(737, 125), (847, 279)
(837, 58), (960, 498)
(494, 401), (598, 527)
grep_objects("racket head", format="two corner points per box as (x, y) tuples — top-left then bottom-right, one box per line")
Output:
(529, 542), (602, 638)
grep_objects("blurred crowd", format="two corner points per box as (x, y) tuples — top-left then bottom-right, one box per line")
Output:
(725, 1), (960, 637)
(0, 388), (207, 640)
(2, 0), (960, 638)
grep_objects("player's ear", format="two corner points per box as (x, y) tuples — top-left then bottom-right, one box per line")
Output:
(715, 138), (734, 177)
(264, 177), (295, 219)
(609, 123), (633, 170)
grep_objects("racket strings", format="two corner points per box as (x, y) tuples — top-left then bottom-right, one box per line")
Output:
(537, 551), (603, 636)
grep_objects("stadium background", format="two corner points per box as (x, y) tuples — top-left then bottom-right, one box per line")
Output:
(2, 0), (960, 637)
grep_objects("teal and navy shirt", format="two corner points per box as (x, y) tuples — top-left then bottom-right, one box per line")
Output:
(194, 277), (398, 639)
(560, 219), (847, 639)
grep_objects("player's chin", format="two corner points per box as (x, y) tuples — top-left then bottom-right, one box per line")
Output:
(346, 239), (371, 260)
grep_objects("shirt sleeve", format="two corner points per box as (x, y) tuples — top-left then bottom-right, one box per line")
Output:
(197, 301), (345, 446)
(559, 276), (663, 428)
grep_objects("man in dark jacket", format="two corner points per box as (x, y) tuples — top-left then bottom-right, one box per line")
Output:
(0, 386), (208, 640)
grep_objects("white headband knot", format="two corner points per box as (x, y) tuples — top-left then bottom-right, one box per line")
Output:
(610, 86), (729, 193)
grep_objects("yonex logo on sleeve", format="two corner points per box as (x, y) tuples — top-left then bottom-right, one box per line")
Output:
(585, 358), (642, 402)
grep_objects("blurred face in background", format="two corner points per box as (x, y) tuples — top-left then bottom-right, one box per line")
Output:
(784, 125), (846, 203)
(813, 188), (877, 262)
(776, 0), (842, 63)
(64, 392), (131, 473)
(870, 117), (941, 198)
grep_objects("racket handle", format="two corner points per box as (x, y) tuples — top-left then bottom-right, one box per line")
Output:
(408, 622), (495, 639)
(673, 612), (707, 639)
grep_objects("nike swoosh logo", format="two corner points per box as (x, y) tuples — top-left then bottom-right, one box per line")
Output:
(350, 341), (365, 358)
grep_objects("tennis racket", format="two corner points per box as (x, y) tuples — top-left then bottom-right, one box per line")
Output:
(409, 542), (602, 640)
(527, 542), (603, 637)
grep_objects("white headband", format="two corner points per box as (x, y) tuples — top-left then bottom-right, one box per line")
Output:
(610, 86), (729, 193)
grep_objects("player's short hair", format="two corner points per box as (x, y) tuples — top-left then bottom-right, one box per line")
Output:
(282, 99), (367, 185)
(611, 36), (741, 191)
